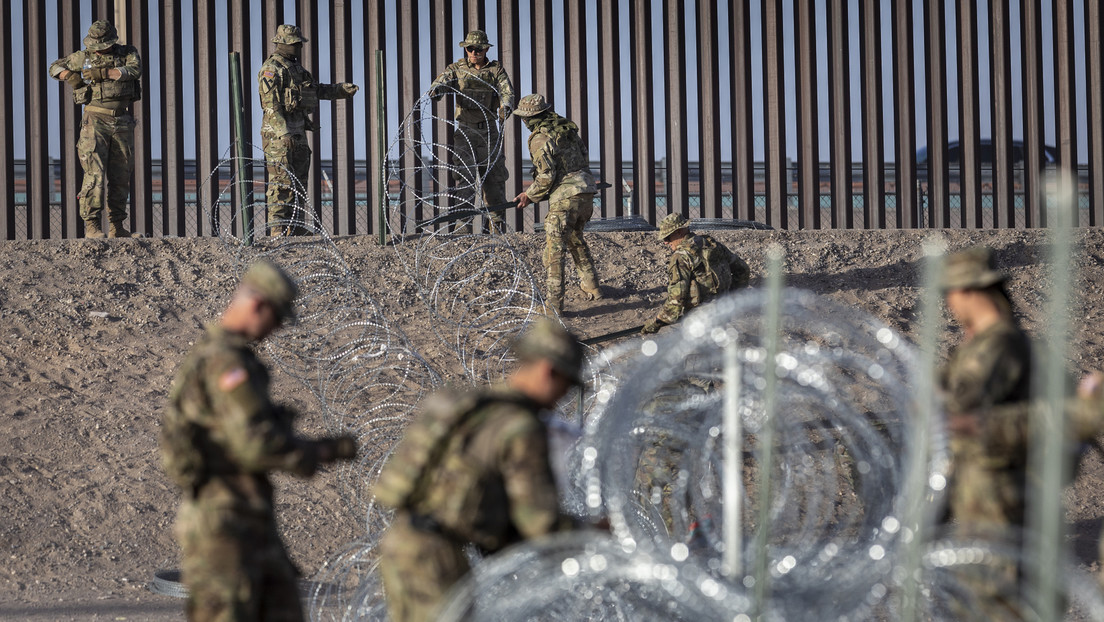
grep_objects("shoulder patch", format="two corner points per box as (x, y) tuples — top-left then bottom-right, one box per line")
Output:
(263, 70), (275, 78)
(219, 367), (248, 392)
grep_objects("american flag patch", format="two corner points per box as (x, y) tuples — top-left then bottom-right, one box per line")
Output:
(263, 70), (274, 78)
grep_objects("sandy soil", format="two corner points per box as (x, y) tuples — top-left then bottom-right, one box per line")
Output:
(2, 227), (1104, 620)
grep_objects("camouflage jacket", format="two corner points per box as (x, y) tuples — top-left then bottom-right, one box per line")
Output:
(525, 117), (595, 205)
(49, 46), (142, 109)
(162, 323), (333, 517)
(403, 384), (570, 552)
(258, 52), (344, 138)
(430, 58), (514, 125)
(939, 318), (1032, 416)
(654, 234), (747, 326)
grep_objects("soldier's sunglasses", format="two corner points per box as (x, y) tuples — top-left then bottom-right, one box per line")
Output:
(466, 46), (484, 53)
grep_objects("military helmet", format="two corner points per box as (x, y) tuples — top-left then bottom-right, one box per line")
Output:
(511, 318), (585, 385)
(941, 246), (1006, 292)
(657, 213), (691, 240)
(271, 24), (308, 45)
(514, 94), (552, 118)
(459, 30), (493, 49)
(240, 260), (299, 321)
(84, 20), (119, 52)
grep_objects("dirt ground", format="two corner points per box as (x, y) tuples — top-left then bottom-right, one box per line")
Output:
(3, 227), (1104, 620)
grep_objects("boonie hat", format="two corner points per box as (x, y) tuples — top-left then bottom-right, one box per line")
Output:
(272, 24), (308, 45)
(514, 94), (552, 118)
(511, 318), (585, 385)
(459, 30), (493, 49)
(941, 247), (1006, 292)
(657, 213), (691, 240)
(84, 20), (119, 51)
(241, 260), (299, 321)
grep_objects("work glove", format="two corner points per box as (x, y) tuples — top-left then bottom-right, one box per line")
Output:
(498, 104), (511, 122)
(339, 83), (359, 98)
(429, 86), (447, 101)
(66, 74), (86, 89)
(331, 435), (358, 460)
(82, 67), (108, 83)
(641, 320), (662, 335)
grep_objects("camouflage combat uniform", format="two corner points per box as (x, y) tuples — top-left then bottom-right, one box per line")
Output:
(939, 317), (1033, 536)
(515, 95), (600, 311)
(161, 262), (355, 622)
(430, 31), (514, 231)
(376, 383), (572, 622)
(258, 25), (357, 236)
(650, 233), (750, 330)
(49, 21), (142, 238)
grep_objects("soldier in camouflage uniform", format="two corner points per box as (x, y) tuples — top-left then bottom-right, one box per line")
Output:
(375, 318), (587, 622)
(938, 247), (1033, 537)
(642, 213), (751, 334)
(161, 260), (358, 622)
(259, 25), (358, 237)
(49, 20), (142, 239)
(429, 30), (514, 234)
(513, 94), (601, 312)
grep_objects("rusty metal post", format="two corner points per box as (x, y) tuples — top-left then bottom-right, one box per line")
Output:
(161, 0), (186, 237)
(630, 0), (656, 223)
(0, 1), (13, 238)
(697, 0), (721, 219)
(762, 0), (788, 228)
(365, 2), (386, 238)
(58, 2), (82, 239)
(229, 52), (253, 245)
(957, 0), (982, 228)
(430, 0), (455, 231)
(923, 0), (950, 228)
(1021, 0), (1046, 227)
(120, 0), (152, 236)
(398, 1), (423, 229)
(891, 0), (918, 228)
(498, 0), (523, 231)
(598, 1), (624, 218)
(377, 49), (387, 246)
(195, 0), (220, 236)
(1053, 0), (1079, 226)
(730, 0), (755, 222)
(827, 0), (853, 229)
(296, 2), (321, 229)
(663, 0), (689, 219)
(1087, 1), (1104, 225)
(859, 0), (885, 229)
(24, 0), (49, 239)
(331, 0), (356, 236)
(795, 0), (819, 229)
(991, 0), (1016, 228)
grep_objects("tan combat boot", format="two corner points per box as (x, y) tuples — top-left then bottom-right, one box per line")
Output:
(84, 219), (105, 239)
(109, 221), (140, 238)
(580, 282), (603, 301)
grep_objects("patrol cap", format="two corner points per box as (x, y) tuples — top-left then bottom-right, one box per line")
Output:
(84, 20), (119, 52)
(657, 213), (691, 240)
(511, 318), (585, 385)
(240, 260), (298, 321)
(514, 94), (552, 118)
(272, 24), (308, 45)
(459, 30), (493, 49)
(941, 246), (1006, 292)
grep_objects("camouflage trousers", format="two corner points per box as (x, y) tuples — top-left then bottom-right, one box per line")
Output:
(175, 501), (303, 622)
(77, 111), (135, 224)
(379, 512), (470, 622)
(542, 193), (599, 310)
(454, 121), (508, 230)
(262, 132), (312, 235)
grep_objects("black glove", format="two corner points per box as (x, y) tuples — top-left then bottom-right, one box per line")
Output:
(331, 435), (358, 461)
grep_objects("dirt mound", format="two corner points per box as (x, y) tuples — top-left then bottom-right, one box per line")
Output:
(2, 228), (1103, 619)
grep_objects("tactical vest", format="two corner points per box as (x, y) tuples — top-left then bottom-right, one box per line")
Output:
(687, 236), (747, 306)
(528, 117), (589, 174)
(75, 47), (141, 107)
(452, 60), (505, 113)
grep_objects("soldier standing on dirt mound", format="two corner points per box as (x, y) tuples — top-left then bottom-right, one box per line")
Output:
(429, 30), (515, 234)
(513, 94), (602, 313)
(258, 25), (358, 237)
(161, 260), (358, 622)
(641, 213), (751, 335)
(49, 20), (142, 239)
(374, 318), (590, 622)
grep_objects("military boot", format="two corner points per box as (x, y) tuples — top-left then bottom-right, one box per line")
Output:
(546, 294), (564, 314)
(109, 221), (141, 238)
(83, 219), (105, 239)
(580, 282), (603, 301)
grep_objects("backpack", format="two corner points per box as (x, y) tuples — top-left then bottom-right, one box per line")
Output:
(692, 236), (750, 303)
(373, 387), (488, 511)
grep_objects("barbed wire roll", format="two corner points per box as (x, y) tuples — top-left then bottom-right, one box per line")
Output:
(435, 531), (751, 621)
(581, 288), (949, 621)
(307, 541), (388, 622)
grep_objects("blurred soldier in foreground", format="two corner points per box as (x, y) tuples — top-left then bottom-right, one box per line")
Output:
(375, 318), (588, 622)
(642, 214), (751, 334)
(49, 20), (142, 239)
(429, 30), (514, 234)
(161, 260), (358, 621)
(259, 25), (358, 237)
(938, 247), (1033, 537)
(513, 94), (601, 312)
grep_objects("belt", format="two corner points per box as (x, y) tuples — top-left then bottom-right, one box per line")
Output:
(85, 105), (130, 118)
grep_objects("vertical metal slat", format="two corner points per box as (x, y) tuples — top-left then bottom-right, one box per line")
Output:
(795, 0), (819, 229)
(859, 0), (885, 229)
(161, 0), (186, 237)
(331, 0), (356, 236)
(663, 0), (689, 219)
(958, 0), (982, 228)
(630, 0), (656, 224)
(990, 0), (1016, 228)
(598, 1), (623, 218)
(762, 0), (788, 228)
(730, 0), (755, 222)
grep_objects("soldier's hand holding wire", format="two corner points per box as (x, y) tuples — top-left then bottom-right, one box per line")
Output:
(339, 83), (359, 98)
(498, 104), (511, 121)
(514, 191), (532, 208)
(641, 320), (662, 335)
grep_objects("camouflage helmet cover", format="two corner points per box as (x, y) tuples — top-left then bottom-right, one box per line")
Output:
(459, 30), (493, 49)
(514, 94), (553, 118)
(271, 24), (308, 45)
(240, 260), (299, 321)
(84, 20), (119, 51)
(941, 246), (1006, 292)
(657, 213), (691, 240)
(511, 318), (585, 385)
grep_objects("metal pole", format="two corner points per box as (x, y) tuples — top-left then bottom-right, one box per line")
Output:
(376, 49), (387, 246)
(228, 51), (252, 245)
(723, 340), (743, 578)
